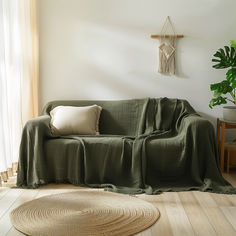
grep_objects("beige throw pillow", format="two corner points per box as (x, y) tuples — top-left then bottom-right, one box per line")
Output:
(50, 105), (102, 135)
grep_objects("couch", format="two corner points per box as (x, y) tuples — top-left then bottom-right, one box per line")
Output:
(16, 97), (236, 194)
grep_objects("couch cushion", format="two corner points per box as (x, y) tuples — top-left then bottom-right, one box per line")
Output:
(50, 105), (102, 135)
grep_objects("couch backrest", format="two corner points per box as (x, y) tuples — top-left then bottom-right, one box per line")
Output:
(43, 99), (148, 136)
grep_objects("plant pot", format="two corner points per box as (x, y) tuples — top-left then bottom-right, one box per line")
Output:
(223, 106), (236, 122)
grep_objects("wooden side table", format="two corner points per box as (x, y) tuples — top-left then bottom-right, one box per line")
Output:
(216, 118), (236, 172)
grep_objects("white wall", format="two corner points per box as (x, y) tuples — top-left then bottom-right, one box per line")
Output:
(38, 0), (236, 127)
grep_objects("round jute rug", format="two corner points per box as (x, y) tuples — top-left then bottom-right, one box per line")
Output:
(10, 190), (160, 236)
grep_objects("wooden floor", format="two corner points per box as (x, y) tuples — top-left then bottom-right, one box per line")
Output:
(0, 172), (236, 236)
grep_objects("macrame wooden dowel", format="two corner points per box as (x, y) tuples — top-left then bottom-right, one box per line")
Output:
(150, 34), (184, 39)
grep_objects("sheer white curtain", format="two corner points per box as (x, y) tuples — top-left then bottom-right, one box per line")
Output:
(0, 0), (38, 183)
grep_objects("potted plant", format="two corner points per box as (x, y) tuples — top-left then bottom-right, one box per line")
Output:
(209, 40), (236, 121)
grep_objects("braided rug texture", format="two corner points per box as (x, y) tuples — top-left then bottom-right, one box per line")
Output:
(10, 190), (159, 236)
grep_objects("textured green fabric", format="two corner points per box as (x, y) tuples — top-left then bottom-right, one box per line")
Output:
(17, 98), (236, 194)
(42, 99), (148, 136)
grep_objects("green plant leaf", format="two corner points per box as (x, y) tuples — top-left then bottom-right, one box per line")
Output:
(210, 80), (232, 94)
(212, 59), (221, 62)
(213, 90), (222, 97)
(231, 40), (236, 48)
(231, 81), (236, 88)
(209, 96), (227, 109)
(225, 46), (230, 58)
(226, 68), (236, 82)
(210, 43), (236, 109)
(212, 47), (236, 69)
(230, 47), (236, 61)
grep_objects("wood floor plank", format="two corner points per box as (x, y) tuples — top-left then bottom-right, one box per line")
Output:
(138, 229), (152, 236)
(194, 191), (236, 235)
(6, 227), (23, 236)
(0, 188), (10, 200)
(35, 184), (85, 199)
(0, 189), (39, 235)
(39, 183), (85, 190)
(178, 192), (216, 236)
(220, 206), (236, 231)
(162, 192), (195, 236)
(150, 202), (173, 236)
(227, 195), (236, 206)
(137, 194), (173, 236)
(210, 192), (234, 206)
(193, 191), (217, 208)
(35, 188), (59, 198)
(0, 189), (24, 220)
(224, 171), (236, 206)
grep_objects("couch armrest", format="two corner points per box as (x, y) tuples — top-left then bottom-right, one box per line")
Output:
(24, 115), (52, 137)
(178, 114), (215, 135)
(179, 114), (218, 167)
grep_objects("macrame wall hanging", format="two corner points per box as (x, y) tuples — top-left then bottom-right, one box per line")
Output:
(151, 16), (184, 75)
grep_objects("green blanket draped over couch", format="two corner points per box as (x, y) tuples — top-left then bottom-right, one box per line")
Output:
(17, 98), (236, 194)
